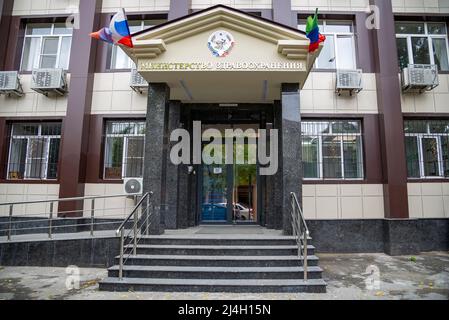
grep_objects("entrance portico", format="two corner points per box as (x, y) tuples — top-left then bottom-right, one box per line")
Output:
(123, 5), (321, 234)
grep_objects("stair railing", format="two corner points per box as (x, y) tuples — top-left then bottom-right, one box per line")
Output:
(290, 192), (310, 281)
(0, 194), (140, 241)
(116, 191), (154, 279)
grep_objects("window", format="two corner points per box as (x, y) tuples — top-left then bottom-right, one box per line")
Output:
(7, 123), (61, 180)
(20, 23), (73, 71)
(302, 120), (364, 179)
(104, 121), (145, 179)
(396, 22), (449, 71)
(110, 20), (160, 69)
(298, 21), (356, 69)
(404, 120), (449, 179)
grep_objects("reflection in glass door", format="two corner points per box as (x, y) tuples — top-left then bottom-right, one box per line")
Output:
(232, 137), (257, 223)
(201, 144), (228, 222)
(200, 124), (259, 224)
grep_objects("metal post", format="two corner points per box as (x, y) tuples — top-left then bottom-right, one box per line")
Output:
(48, 202), (53, 239)
(303, 231), (308, 282)
(133, 209), (138, 255)
(119, 228), (124, 279)
(90, 198), (95, 236)
(145, 194), (150, 235)
(7, 204), (13, 241)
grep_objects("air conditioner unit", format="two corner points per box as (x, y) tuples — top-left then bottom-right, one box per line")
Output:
(336, 69), (363, 96)
(401, 64), (439, 93)
(123, 177), (143, 195)
(130, 69), (148, 94)
(0, 71), (23, 97)
(31, 68), (67, 96)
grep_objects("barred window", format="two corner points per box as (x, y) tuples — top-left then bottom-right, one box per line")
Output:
(301, 120), (364, 179)
(7, 123), (61, 180)
(104, 121), (145, 180)
(404, 120), (449, 178)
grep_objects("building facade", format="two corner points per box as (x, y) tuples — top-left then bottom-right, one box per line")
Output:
(0, 0), (448, 254)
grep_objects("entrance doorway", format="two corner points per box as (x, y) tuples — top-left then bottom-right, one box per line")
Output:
(200, 124), (259, 224)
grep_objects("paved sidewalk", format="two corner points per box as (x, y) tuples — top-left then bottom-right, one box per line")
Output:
(0, 252), (448, 300)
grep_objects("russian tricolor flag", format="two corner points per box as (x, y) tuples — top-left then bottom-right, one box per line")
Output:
(90, 9), (133, 48)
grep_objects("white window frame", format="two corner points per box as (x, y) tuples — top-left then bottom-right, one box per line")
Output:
(7, 123), (61, 180)
(406, 121), (449, 179)
(302, 120), (364, 181)
(110, 20), (163, 70)
(298, 20), (357, 70)
(103, 121), (145, 180)
(20, 23), (73, 71)
(395, 22), (449, 70)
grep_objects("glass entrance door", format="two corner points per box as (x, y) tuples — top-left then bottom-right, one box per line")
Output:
(200, 124), (258, 224)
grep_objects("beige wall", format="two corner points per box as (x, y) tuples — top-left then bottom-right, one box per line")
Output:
(301, 72), (378, 114)
(12, 0), (79, 15)
(102, 0), (170, 12)
(303, 184), (385, 219)
(392, 0), (449, 13)
(192, 0), (272, 10)
(0, 74), (68, 117)
(84, 183), (136, 218)
(91, 71), (378, 113)
(292, 0), (369, 12)
(408, 182), (449, 218)
(401, 74), (449, 113)
(0, 183), (59, 217)
(91, 72), (146, 114)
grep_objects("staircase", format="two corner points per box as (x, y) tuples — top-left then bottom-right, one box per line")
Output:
(98, 192), (326, 293)
(99, 233), (326, 293)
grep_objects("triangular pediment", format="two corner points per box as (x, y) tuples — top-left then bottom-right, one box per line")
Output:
(128, 5), (314, 61)
(133, 5), (308, 44)
(121, 5), (323, 103)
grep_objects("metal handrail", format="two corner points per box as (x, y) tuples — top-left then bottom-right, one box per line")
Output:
(116, 192), (153, 236)
(1, 193), (137, 206)
(116, 191), (154, 279)
(290, 192), (310, 281)
(0, 193), (140, 241)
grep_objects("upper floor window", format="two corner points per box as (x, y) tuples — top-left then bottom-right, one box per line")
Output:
(302, 120), (364, 180)
(298, 20), (356, 69)
(405, 120), (449, 179)
(396, 22), (449, 71)
(20, 23), (73, 71)
(7, 122), (62, 180)
(110, 20), (160, 69)
(104, 121), (145, 180)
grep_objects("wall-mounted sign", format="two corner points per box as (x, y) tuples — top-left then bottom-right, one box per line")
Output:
(139, 61), (304, 72)
(208, 30), (235, 57)
(213, 167), (223, 174)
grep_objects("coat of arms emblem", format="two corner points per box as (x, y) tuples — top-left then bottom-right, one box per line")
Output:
(207, 30), (235, 57)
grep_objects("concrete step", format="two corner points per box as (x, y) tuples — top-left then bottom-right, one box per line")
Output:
(134, 235), (310, 246)
(115, 254), (320, 267)
(125, 244), (315, 256)
(98, 277), (327, 293)
(107, 265), (323, 280)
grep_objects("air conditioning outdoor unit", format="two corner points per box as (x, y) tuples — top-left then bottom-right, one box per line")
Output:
(31, 68), (67, 96)
(336, 69), (363, 96)
(130, 69), (148, 94)
(401, 64), (439, 93)
(123, 177), (143, 195)
(0, 71), (23, 97)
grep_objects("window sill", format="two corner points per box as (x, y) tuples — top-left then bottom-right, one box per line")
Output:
(18, 70), (71, 76)
(407, 178), (449, 183)
(303, 179), (367, 184)
(104, 69), (132, 73)
(0, 179), (59, 184)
